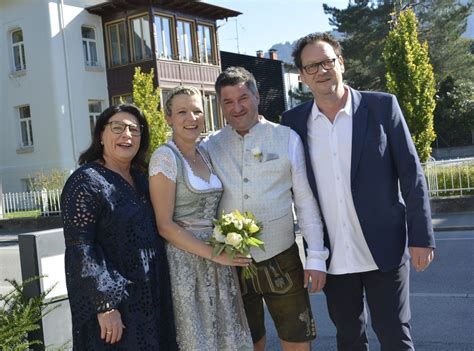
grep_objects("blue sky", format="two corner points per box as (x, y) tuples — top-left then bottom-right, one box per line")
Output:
(206, 0), (349, 55)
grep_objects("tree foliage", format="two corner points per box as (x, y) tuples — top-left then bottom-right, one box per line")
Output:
(434, 76), (474, 147)
(323, 0), (393, 91)
(383, 7), (437, 162)
(416, 0), (474, 83)
(131, 67), (169, 163)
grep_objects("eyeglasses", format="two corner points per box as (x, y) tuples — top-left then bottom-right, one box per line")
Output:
(106, 121), (143, 136)
(302, 58), (337, 75)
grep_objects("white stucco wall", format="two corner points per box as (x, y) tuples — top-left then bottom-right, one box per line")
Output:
(0, 0), (108, 192)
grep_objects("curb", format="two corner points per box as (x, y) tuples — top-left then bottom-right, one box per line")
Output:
(434, 226), (474, 232)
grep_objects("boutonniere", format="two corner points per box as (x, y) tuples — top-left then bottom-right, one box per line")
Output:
(251, 147), (263, 162)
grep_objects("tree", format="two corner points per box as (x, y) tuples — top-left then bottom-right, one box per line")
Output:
(132, 67), (169, 163)
(416, 0), (474, 83)
(434, 76), (474, 147)
(383, 7), (436, 162)
(323, 0), (393, 91)
(324, 0), (473, 91)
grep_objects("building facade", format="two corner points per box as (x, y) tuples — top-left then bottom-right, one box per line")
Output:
(0, 0), (238, 192)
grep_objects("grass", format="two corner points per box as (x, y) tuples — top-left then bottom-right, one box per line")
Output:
(4, 210), (41, 219)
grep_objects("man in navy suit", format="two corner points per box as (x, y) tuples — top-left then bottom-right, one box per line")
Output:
(281, 33), (436, 351)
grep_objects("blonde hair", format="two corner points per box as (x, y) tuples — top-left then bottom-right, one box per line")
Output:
(164, 86), (202, 116)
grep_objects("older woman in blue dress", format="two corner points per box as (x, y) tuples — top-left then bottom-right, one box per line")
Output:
(149, 86), (253, 350)
(61, 104), (177, 349)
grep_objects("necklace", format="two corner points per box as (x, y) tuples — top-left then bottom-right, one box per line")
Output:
(172, 140), (198, 163)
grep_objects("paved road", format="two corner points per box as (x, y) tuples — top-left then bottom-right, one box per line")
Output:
(1, 231), (472, 350)
(264, 230), (474, 350)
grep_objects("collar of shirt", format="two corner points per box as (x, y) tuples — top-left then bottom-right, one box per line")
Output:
(226, 115), (268, 139)
(310, 86), (353, 122)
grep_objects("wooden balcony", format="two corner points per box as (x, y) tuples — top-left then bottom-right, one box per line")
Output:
(156, 60), (221, 90)
(107, 60), (221, 97)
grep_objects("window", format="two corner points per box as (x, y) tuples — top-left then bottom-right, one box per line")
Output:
(18, 105), (33, 147)
(197, 24), (215, 64)
(106, 21), (128, 66)
(112, 94), (133, 106)
(82, 26), (98, 67)
(130, 15), (152, 61)
(88, 101), (102, 136)
(177, 20), (195, 62)
(203, 93), (219, 132)
(154, 15), (174, 59)
(12, 29), (26, 71)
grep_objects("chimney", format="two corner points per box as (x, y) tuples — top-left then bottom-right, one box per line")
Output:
(256, 50), (264, 58)
(269, 49), (278, 60)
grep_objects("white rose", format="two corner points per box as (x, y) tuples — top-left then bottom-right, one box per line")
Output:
(251, 147), (262, 156)
(232, 218), (243, 230)
(225, 232), (243, 248)
(213, 226), (226, 243)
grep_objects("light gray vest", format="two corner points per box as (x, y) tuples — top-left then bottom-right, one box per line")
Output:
(206, 119), (295, 262)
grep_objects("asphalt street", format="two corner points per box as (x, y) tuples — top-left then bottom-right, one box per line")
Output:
(0, 230), (473, 350)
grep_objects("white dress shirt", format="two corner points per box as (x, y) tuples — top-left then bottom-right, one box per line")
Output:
(307, 88), (378, 275)
(287, 128), (329, 272)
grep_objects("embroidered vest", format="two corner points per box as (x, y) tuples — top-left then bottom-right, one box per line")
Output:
(206, 120), (295, 262)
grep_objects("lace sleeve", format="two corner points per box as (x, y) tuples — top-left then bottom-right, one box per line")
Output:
(61, 168), (130, 330)
(149, 146), (177, 182)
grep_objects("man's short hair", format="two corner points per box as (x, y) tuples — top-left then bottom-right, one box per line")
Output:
(215, 66), (258, 98)
(292, 32), (343, 70)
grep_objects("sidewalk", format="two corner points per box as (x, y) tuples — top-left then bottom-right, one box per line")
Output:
(431, 212), (474, 232)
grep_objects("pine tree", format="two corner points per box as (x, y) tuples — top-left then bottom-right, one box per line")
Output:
(324, 0), (393, 91)
(132, 67), (169, 163)
(383, 7), (437, 162)
(416, 0), (474, 83)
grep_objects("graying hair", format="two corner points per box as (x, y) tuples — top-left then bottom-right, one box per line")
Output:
(215, 66), (258, 98)
(164, 86), (202, 116)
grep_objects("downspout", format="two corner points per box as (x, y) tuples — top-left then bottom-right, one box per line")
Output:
(58, 0), (78, 167)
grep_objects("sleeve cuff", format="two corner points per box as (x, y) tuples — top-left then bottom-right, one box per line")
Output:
(304, 250), (329, 273)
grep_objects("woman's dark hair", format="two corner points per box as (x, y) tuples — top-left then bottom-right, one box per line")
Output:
(78, 104), (150, 171)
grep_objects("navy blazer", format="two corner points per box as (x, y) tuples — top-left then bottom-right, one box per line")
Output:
(281, 88), (435, 272)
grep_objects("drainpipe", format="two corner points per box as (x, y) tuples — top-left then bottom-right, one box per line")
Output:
(58, 0), (78, 167)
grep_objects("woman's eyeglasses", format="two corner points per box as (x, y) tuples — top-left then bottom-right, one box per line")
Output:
(106, 121), (143, 136)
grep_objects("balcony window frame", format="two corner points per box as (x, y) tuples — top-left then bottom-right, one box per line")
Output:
(154, 13), (175, 60)
(197, 23), (217, 65)
(129, 13), (153, 62)
(105, 20), (129, 67)
(176, 18), (196, 62)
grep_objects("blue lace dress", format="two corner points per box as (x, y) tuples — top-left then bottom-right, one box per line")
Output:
(149, 142), (253, 351)
(61, 162), (177, 350)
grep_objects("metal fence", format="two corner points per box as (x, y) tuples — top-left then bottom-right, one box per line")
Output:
(0, 189), (62, 217)
(423, 157), (474, 197)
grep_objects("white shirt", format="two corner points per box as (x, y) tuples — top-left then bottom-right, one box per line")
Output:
(307, 88), (378, 275)
(287, 128), (329, 272)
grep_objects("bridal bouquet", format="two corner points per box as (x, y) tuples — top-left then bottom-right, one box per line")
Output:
(209, 209), (265, 279)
